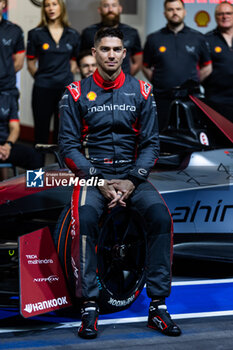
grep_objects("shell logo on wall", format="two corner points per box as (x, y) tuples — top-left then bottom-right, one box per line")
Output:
(194, 10), (210, 27)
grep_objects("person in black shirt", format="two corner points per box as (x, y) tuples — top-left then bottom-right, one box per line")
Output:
(26, 0), (80, 147)
(203, 1), (233, 123)
(0, 0), (42, 178)
(80, 0), (142, 76)
(0, 0), (25, 96)
(143, 0), (212, 132)
(0, 91), (43, 180)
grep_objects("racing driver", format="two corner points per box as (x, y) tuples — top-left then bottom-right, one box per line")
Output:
(59, 28), (181, 339)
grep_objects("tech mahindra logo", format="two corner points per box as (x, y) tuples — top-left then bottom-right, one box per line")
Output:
(88, 103), (136, 113)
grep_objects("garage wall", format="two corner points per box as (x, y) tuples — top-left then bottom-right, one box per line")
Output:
(8, 0), (220, 136)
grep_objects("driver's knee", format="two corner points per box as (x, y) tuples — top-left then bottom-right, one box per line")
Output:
(79, 205), (100, 237)
(144, 203), (172, 235)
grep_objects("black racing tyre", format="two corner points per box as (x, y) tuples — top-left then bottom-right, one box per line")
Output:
(53, 204), (146, 314)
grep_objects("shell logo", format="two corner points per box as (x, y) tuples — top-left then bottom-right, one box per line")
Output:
(159, 46), (166, 53)
(42, 43), (50, 50)
(194, 11), (210, 27)
(215, 46), (222, 53)
(86, 91), (97, 101)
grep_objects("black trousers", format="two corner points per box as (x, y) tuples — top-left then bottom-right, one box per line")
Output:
(0, 143), (43, 169)
(32, 85), (64, 145)
(71, 180), (173, 301)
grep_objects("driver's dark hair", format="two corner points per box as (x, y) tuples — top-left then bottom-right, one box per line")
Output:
(164, 0), (185, 8)
(94, 28), (124, 47)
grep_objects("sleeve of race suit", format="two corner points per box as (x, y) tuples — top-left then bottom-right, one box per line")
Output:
(128, 81), (160, 186)
(58, 88), (104, 180)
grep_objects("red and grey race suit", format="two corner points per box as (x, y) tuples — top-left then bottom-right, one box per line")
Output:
(59, 69), (173, 301)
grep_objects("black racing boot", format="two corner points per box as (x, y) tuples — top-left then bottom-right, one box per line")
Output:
(148, 301), (181, 336)
(78, 302), (99, 339)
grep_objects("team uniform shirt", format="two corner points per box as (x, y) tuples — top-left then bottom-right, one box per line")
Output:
(0, 91), (19, 144)
(59, 69), (159, 184)
(27, 26), (80, 89)
(80, 23), (142, 74)
(203, 28), (233, 106)
(0, 19), (25, 92)
(143, 25), (211, 96)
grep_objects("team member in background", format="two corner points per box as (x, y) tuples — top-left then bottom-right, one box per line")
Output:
(143, 0), (212, 132)
(0, 0), (25, 97)
(80, 0), (142, 76)
(26, 0), (80, 148)
(77, 49), (97, 79)
(0, 0), (25, 156)
(59, 28), (181, 340)
(203, 1), (233, 123)
(0, 91), (43, 180)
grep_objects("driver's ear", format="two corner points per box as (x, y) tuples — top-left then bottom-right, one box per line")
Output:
(92, 47), (97, 58)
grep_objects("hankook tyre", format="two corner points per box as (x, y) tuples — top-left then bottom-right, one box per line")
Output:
(53, 205), (146, 313)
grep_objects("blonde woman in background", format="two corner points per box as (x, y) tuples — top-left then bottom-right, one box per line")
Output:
(27, 0), (80, 149)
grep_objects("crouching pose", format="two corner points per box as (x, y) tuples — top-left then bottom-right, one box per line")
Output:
(59, 28), (181, 339)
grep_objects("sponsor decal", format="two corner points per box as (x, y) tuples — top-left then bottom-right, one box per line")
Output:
(108, 295), (135, 307)
(26, 168), (45, 187)
(33, 275), (59, 283)
(104, 158), (113, 164)
(123, 92), (135, 96)
(87, 91), (97, 101)
(2, 38), (12, 46)
(26, 170), (104, 188)
(96, 276), (102, 290)
(185, 45), (195, 53)
(27, 258), (53, 265)
(199, 132), (209, 146)
(89, 167), (97, 175)
(138, 168), (148, 176)
(224, 150), (233, 159)
(24, 296), (68, 314)
(42, 43), (49, 50)
(67, 81), (81, 101)
(1, 107), (10, 115)
(88, 103), (136, 113)
(159, 46), (166, 53)
(172, 199), (233, 223)
(66, 43), (72, 51)
(19, 227), (72, 318)
(215, 46), (222, 53)
(139, 81), (151, 100)
(194, 10), (210, 27)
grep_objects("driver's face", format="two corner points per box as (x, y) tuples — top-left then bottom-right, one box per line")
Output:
(92, 36), (126, 75)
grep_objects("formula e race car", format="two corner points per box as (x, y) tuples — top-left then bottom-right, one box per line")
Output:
(0, 92), (233, 315)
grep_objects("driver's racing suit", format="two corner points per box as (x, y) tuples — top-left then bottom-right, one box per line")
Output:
(59, 69), (173, 301)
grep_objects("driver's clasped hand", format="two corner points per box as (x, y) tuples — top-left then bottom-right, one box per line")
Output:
(98, 179), (135, 209)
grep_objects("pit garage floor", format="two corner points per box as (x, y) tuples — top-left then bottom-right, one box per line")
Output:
(1, 260), (233, 350)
